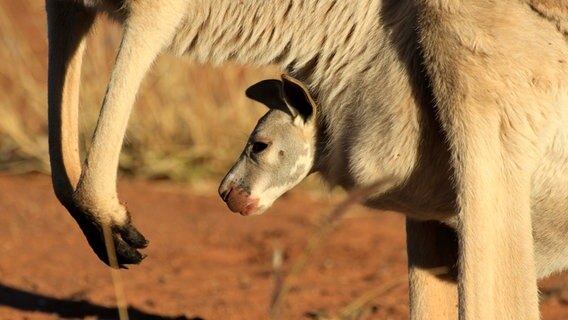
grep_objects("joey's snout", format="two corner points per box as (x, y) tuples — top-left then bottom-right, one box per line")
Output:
(218, 177), (259, 216)
(218, 180), (233, 202)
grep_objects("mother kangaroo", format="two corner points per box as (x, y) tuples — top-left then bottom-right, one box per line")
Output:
(46, 0), (568, 319)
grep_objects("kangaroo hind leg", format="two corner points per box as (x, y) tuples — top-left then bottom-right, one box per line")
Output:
(46, 1), (94, 206)
(406, 219), (458, 320)
(55, 2), (185, 267)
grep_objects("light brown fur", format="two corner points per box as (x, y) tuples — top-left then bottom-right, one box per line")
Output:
(47, 0), (568, 318)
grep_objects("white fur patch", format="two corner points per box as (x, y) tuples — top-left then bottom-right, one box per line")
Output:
(253, 146), (314, 211)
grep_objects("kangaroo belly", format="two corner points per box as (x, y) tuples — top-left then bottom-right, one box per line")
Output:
(359, 113), (568, 279)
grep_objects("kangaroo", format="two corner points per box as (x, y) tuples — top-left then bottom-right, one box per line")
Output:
(222, 73), (568, 318)
(47, 0), (568, 318)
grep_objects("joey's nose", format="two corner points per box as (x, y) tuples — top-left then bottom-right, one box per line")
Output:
(218, 180), (257, 215)
(218, 182), (234, 202)
(220, 187), (232, 202)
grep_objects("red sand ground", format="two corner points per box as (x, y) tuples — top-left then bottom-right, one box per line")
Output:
(0, 174), (566, 319)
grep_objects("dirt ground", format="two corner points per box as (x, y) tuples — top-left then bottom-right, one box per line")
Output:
(0, 174), (566, 320)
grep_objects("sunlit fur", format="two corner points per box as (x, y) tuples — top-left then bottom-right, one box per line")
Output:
(47, 0), (568, 319)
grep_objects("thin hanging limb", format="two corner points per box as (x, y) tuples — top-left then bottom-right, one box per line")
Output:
(269, 179), (391, 320)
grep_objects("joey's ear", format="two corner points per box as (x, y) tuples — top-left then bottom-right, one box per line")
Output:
(280, 74), (317, 122)
(245, 79), (291, 115)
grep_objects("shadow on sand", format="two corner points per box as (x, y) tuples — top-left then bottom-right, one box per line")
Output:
(0, 283), (204, 320)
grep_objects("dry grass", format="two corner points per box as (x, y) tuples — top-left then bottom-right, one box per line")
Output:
(0, 0), (279, 182)
(269, 180), (399, 320)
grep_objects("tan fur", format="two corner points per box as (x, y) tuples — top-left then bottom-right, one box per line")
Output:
(417, 1), (568, 318)
(530, 0), (568, 36)
(47, 0), (568, 318)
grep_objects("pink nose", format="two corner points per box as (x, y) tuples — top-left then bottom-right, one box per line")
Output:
(219, 185), (258, 216)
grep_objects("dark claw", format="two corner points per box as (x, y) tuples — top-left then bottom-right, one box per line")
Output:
(115, 236), (147, 265)
(67, 204), (148, 268)
(115, 222), (149, 249)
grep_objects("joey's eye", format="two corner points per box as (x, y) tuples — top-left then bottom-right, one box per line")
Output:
(251, 141), (269, 154)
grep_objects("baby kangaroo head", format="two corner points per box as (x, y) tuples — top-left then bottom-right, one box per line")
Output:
(219, 74), (318, 216)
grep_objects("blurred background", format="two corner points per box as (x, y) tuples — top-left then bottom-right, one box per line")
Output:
(0, 1), (566, 320)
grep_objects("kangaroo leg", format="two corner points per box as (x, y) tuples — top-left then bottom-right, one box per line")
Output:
(45, 1), (131, 264)
(46, 1), (94, 205)
(406, 219), (458, 320)
(417, 1), (568, 318)
(68, 2), (186, 267)
(46, 1), (146, 267)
